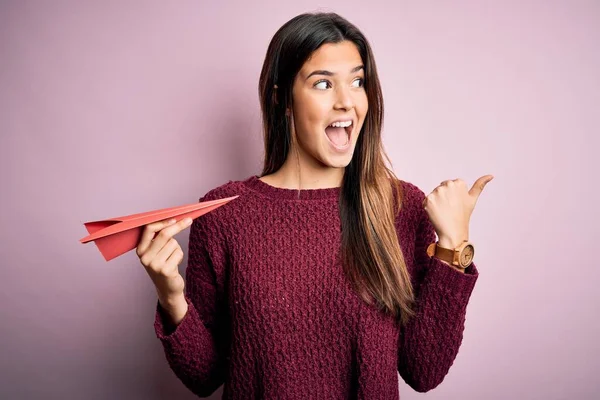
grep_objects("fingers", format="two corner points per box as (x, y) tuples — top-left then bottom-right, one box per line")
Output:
(137, 218), (176, 256)
(439, 178), (466, 187)
(166, 247), (185, 268)
(140, 237), (181, 273)
(469, 175), (494, 198)
(144, 237), (181, 273)
(425, 175), (493, 210)
(137, 217), (193, 259)
(438, 175), (494, 199)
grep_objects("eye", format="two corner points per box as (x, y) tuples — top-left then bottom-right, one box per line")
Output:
(314, 80), (331, 90)
(314, 78), (364, 90)
(352, 78), (364, 88)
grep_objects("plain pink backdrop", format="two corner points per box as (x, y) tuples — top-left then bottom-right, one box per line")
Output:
(1, 1), (597, 399)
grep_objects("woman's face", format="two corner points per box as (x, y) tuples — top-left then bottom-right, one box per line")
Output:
(289, 40), (368, 170)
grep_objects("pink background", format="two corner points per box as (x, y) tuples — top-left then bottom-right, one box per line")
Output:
(1, 1), (597, 399)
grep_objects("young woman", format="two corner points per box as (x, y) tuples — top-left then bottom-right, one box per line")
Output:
(137, 12), (492, 399)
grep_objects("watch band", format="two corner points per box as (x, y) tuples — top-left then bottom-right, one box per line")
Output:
(426, 240), (474, 269)
(427, 243), (456, 263)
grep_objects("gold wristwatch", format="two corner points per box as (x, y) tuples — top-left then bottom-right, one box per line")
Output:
(426, 240), (474, 269)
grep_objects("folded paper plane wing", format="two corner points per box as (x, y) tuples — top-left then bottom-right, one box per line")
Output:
(80, 195), (239, 261)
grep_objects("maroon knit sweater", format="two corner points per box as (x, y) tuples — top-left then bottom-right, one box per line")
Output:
(154, 175), (479, 399)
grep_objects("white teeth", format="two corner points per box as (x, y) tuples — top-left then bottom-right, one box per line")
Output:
(328, 120), (352, 128)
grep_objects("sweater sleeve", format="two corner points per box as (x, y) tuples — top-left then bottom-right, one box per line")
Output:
(153, 193), (230, 397)
(397, 185), (479, 393)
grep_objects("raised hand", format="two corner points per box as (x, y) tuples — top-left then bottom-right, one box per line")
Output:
(422, 175), (494, 248)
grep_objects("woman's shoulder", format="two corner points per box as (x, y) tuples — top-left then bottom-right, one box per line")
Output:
(191, 176), (256, 235)
(196, 175), (263, 220)
(199, 177), (249, 202)
(389, 177), (427, 206)
(392, 178), (428, 225)
(397, 178), (427, 202)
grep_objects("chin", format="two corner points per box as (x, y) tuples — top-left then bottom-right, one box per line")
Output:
(319, 150), (355, 169)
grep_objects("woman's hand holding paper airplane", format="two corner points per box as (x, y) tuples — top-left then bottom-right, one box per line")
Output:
(136, 217), (193, 326)
(79, 195), (239, 327)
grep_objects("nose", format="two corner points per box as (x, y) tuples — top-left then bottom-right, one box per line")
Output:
(333, 86), (354, 111)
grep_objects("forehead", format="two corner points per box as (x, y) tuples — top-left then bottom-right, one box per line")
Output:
(299, 41), (363, 77)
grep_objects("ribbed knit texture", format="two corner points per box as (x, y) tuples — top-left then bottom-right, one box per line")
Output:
(154, 175), (479, 399)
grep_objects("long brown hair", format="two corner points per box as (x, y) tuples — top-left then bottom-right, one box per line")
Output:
(258, 12), (415, 325)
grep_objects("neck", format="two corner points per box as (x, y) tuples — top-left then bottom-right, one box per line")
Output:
(263, 146), (344, 190)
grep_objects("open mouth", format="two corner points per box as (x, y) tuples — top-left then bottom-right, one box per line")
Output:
(324, 120), (353, 149)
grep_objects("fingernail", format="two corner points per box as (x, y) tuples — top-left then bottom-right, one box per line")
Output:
(184, 218), (193, 225)
(168, 219), (176, 224)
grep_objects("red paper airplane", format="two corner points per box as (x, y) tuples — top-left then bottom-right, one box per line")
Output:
(80, 195), (238, 261)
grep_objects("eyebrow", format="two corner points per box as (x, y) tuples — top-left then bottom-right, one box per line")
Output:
(305, 65), (364, 80)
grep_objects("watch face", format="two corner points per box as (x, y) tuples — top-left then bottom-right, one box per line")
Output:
(460, 245), (474, 267)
